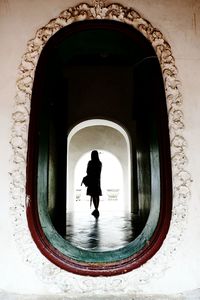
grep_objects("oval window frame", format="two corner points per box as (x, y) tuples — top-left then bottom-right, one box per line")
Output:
(25, 18), (172, 276)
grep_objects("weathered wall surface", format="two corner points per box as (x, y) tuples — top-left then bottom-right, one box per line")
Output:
(0, 0), (200, 298)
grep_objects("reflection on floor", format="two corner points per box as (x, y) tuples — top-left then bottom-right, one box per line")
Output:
(65, 200), (143, 251)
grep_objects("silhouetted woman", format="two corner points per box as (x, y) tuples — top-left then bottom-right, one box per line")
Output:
(86, 150), (102, 218)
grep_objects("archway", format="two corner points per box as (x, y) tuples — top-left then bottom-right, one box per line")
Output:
(23, 16), (174, 276)
(67, 119), (132, 213)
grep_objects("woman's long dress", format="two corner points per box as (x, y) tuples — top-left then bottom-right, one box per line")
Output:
(86, 160), (102, 196)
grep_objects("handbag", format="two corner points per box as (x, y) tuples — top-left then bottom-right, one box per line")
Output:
(81, 175), (90, 187)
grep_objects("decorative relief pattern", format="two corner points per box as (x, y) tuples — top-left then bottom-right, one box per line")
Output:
(10, 1), (192, 294)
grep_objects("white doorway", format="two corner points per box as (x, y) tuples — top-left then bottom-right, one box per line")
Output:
(67, 119), (131, 213)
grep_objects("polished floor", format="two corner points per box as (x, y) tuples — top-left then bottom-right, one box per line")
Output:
(65, 200), (142, 251)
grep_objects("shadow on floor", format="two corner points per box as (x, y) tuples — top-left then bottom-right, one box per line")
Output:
(65, 206), (143, 251)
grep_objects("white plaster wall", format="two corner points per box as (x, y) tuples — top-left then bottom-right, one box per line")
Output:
(0, 0), (200, 298)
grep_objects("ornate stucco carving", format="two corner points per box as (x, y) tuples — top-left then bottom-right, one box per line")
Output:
(10, 1), (192, 294)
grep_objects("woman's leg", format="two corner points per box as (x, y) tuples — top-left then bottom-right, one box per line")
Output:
(93, 196), (99, 210)
(96, 196), (100, 210)
(91, 196), (100, 218)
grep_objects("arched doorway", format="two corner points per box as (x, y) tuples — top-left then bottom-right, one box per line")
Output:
(67, 119), (132, 213)
(26, 18), (172, 276)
